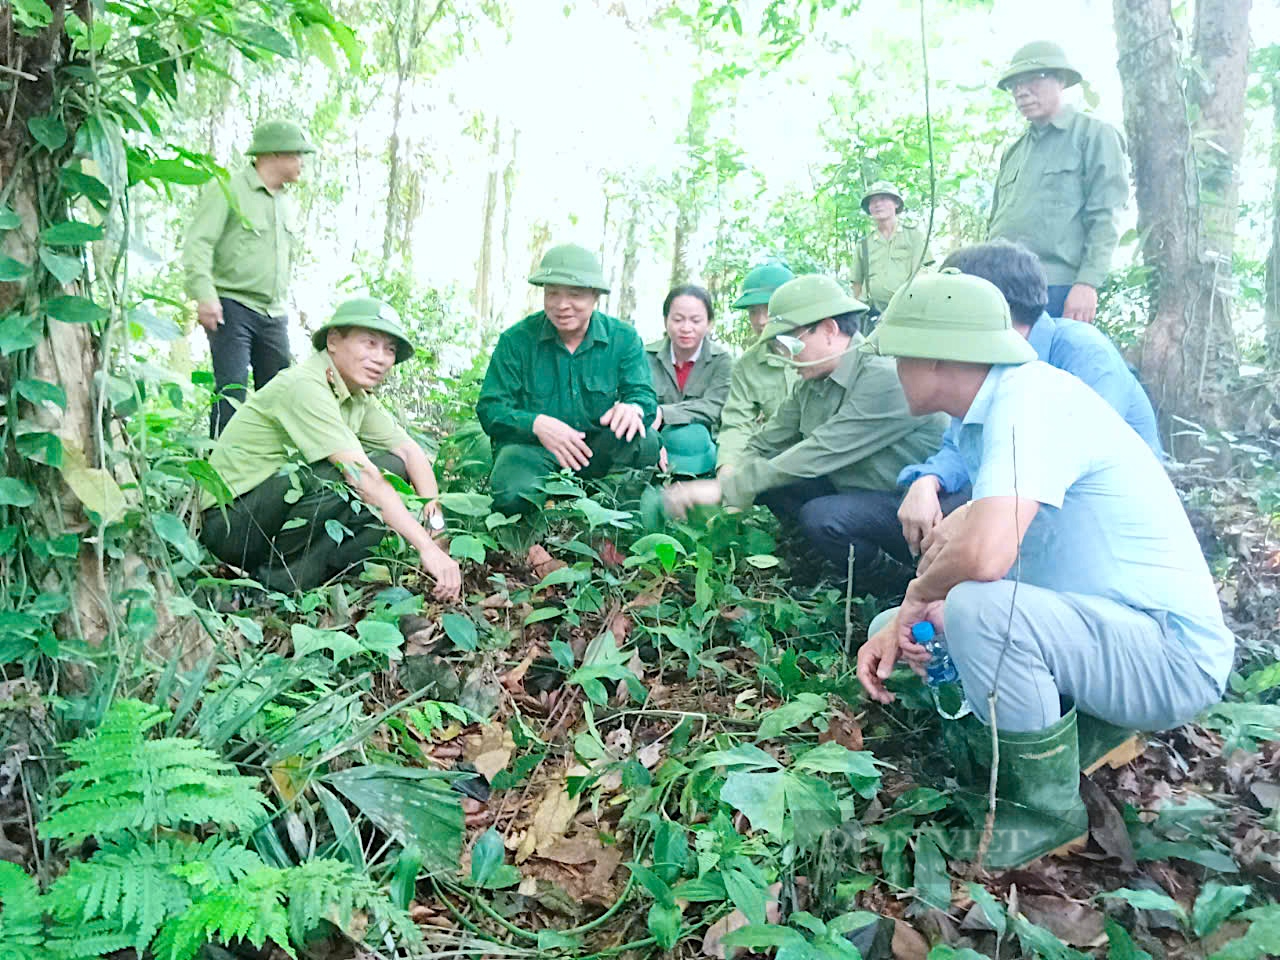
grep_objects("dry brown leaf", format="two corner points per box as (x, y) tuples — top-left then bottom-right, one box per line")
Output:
(609, 611), (633, 643)
(480, 590), (511, 609)
(891, 919), (928, 960)
(819, 709), (864, 752)
(599, 539), (626, 567)
(515, 780), (579, 863)
(462, 721), (515, 781)
(701, 884), (783, 958)
(637, 740), (664, 769)
(501, 646), (540, 693)
(626, 591), (663, 609)
(1017, 895), (1104, 947)
(720, 606), (749, 622)
(528, 544), (567, 580)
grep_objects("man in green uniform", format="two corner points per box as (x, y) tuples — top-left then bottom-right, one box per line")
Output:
(663, 275), (947, 590)
(849, 182), (927, 322)
(200, 298), (461, 600)
(184, 119), (313, 436)
(717, 261), (797, 473)
(477, 244), (660, 515)
(987, 41), (1128, 324)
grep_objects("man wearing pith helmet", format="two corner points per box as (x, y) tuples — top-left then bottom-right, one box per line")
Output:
(987, 41), (1128, 324)
(200, 297), (462, 600)
(716, 260), (798, 473)
(663, 274), (945, 593)
(184, 118), (315, 437)
(477, 243), (660, 515)
(855, 270), (1232, 869)
(850, 182), (928, 320)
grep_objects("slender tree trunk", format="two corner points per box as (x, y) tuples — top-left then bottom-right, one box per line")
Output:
(1265, 62), (1280, 369)
(1113, 0), (1246, 450)
(618, 207), (640, 323)
(474, 117), (500, 324)
(496, 130), (517, 333)
(670, 77), (711, 288)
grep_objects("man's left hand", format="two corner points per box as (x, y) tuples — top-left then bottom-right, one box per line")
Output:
(1062, 283), (1098, 324)
(663, 479), (722, 519)
(600, 402), (647, 442)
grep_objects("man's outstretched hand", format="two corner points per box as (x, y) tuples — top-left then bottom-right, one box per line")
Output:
(600, 402), (647, 442)
(419, 543), (462, 601)
(533, 414), (593, 471)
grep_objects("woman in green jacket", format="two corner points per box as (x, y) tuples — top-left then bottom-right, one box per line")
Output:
(645, 285), (733, 475)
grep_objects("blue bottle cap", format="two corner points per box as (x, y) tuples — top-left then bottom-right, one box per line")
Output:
(911, 621), (935, 642)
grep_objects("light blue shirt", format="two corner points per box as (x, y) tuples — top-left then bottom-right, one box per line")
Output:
(960, 361), (1233, 692)
(898, 313), (1161, 492)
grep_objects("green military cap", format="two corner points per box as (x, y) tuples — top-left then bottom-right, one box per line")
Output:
(732, 260), (794, 309)
(246, 119), (315, 155)
(863, 269), (1035, 365)
(997, 41), (1082, 91)
(311, 297), (415, 364)
(759, 274), (868, 341)
(528, 243), (610, 293)
(861, 181), (905, 214)
(663, 426), (718, 477)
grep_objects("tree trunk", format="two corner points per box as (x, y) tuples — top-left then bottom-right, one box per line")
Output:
(495, 130), (517, 334)
(618, 207), (640, 323)
(1113, 0), (1246, 450)
(1265, 59), (1280, 369)
(669, 77), (711, 288)
(474, 117), (500, 324)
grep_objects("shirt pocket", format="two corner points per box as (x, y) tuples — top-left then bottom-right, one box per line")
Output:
(580, 369), (619, 421)
(1040, 149), (1085, 212)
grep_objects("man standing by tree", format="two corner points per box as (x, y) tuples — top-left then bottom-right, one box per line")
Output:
(850, 182), (927, 325)
(987, 42), (1128, 323)
(477, 244), (660, 515)
(200, 297), (461, 600)
(184, 119), (313, 436)
(717, 260), (797, 473)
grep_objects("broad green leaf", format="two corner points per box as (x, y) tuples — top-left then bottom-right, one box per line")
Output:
(16, 430), (61, 467)
(27, 114), (67, 150)
(628, 862), (675, 907)
(1098, 888), (1187, 924)
(38, 247), (83, 285)
(228, 615), (263, 646)
(40, 220), (104, 246)
(1200, 702), (1280, 754)
(390, 845), (422, 909)
(450, 534), (486, 563)
(322, 765), (463, 874)
(524, 606), (563, 626)
(929, 946), (993, 960)
(721, 770), (788, 836)
(1208, 905), (1280, 960)
(441, 612), (478, 651)
(647, 901), (683, 950)
(142, 157), (212, 185)
(291, 624), (362, 665)
(721, 924), (806, 949)
(470, 828), (520, 889)
(967, 882), (1007, 940)
(533, 564), (592, 591)
(0, 479), (36, 507)
(324, 518), (351, 544)
(1192, 882), (1251, 937)
(793, 742), (882, 779)
(746, 553), (780, 569)
(60, 168), (111, 207)
(757, 692), (827, 739)
(892, 786), (950, 816)
(44, 294), (107, 325)
(0, 313), (39, 355)
(692, 742), (781, 772)
(571, 497), (633, 530)
(536, 930), (583, 951)
(0, 205), (19, 230)
(783, 773), (842, 847)
(435, 491), (493, 516)
(1134, 839), (1236, 872)
(234, 18), (295, 56)
(60, 461), (126, 523)
(15, 378), (65, 409)
(1011, 913), (1092, 960)
(1102, 919), (1153, 960)
(12, 0), (53, 34)
(0, 256), (31, 281)
(913, 834), (950, 911)
(129, 304), (182, 340)
(355, 619), (403, 660)
(723, 865), (767, 925)
(151, 511), (201, 565)
(629, 533), (687, 560)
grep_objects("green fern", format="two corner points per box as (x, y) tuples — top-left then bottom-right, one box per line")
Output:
(45, 836), (263, 952)
(280, 858), (423, 949)
(0, 861), (46, 960)
(40, 699), (269, 844)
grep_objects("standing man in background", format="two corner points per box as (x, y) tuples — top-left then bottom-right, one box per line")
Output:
(849, 181), (927, 327)
(987, 41), (1128, 323)
(184, 119), (313, 436)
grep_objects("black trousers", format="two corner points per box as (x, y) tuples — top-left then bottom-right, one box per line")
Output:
(207, 297), (292, 436)
(200, 453), (409, 593)
(758, 478), (971, 591)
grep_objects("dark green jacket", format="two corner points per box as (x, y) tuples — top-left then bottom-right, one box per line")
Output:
(644, 336), (733, 430)
(477, 311), (657, 447)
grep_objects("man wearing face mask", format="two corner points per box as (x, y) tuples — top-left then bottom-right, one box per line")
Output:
(987, 42), (1128, 323)
(662, 275), (946, 590)
(716, 260), (798, 474)
(199, 298), (461, 600)
(477, 244), (660, 515)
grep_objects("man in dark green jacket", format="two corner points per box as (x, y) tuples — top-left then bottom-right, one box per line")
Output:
(477, 244), (660, 514)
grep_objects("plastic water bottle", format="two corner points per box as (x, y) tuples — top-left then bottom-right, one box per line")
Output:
(911, 621), (972, 720)
(911, 621), (958, 685)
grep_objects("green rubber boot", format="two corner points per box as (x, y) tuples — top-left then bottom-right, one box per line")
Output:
(949, 708), (1089, 870)
(1077, 711), (1145, 775)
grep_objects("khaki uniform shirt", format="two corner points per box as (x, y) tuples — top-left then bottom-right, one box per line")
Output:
(476, 311), (657, 448)
(183, 164), (300, 316)
(645, 336), (733, 429)
(987, 107), (1128, 288)
(849, 225), (927, 312)
(716, 340), (796, 469)
(720, 341), (947, 508)
(203, 350), (411, 508)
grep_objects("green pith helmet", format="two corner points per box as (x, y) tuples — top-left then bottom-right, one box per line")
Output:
(662, 424), (717, 476)
(759, 274), (868, 341)
(997, 41), (1082, 90)
(732, 260), (794, 309)
(246, 120), (315, 156)
(311, 297), (415, 364)
(863, 268), (1035, 365)
(861, 181), (905, 214)
(528, 244), (610, 293)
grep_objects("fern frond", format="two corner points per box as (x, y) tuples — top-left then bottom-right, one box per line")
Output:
(41, 699), (269, 845)
(45, 919), (138, 959)
(282, 859), (422, 952)
(0, 861), (47, 959)
(152, 867), (292, 960)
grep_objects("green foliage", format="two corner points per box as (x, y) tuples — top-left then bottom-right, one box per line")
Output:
(0, 862), (46, 960)
(41, 699), (269, 844)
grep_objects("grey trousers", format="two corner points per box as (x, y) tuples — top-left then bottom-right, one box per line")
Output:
(868, 579), (1221, 733)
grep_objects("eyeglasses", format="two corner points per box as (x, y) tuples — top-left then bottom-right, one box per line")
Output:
(1009, 70), (1059, 88)
(770, 323), (818, 357)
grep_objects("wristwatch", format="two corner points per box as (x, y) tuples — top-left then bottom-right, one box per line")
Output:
(427, 510), (445, 532)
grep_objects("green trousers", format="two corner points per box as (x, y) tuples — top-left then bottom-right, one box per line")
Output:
(200, 452), (407, 592)
(490, 430), (661, 515)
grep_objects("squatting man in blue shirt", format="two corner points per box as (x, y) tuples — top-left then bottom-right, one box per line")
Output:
(855, 270), (1234, 869)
